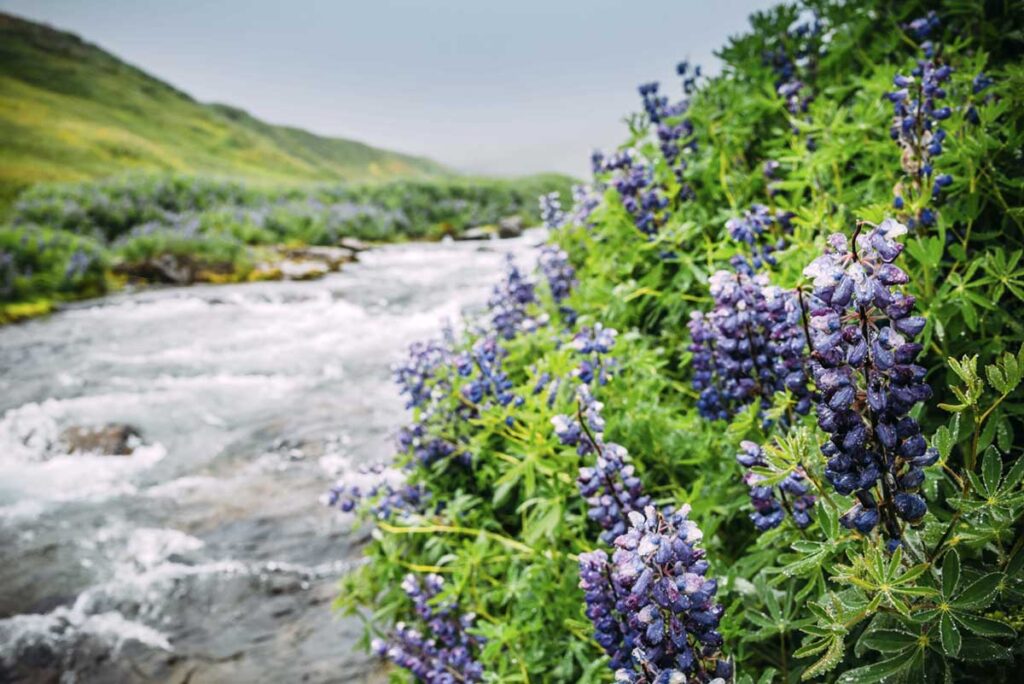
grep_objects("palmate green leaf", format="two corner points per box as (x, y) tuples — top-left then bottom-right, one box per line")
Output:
(939, 613), (962, 657)
(951, 573), (1003, 610)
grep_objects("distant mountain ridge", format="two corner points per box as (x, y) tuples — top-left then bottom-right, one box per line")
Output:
(0, 12), (447, 205)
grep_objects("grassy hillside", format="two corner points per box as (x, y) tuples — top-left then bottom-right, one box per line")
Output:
(0, 12), (447, 207)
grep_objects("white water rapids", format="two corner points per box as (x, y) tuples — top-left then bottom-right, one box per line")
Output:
(0, 234), (538, 683)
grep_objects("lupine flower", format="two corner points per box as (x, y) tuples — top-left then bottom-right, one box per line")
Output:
(905, 11), (940, 41)
(578, 441), (653, 545)
(394, 338), (452, 409)
(538, 244), (578, 324)
(736, 441), (815, 531)
(579, 505), (731, 683)
(539, 191), (566, 230)
(605, 153), (670, 238)
(762, 13), (823, 149)
(579, 550), (632, 668)
(553, 384), (606, 456)
(397, 423), (465, 467)
(725, 204), (794, 274)
(966, 72), (995, 125)
(569, 184), (602, 227)
(886, 12), (956, 229)
(803, 219), (938, 542)
(572, 324), (619, 385)
(327, 480), (430, 520)
(461, 336), (520, 410)
(688, 270), (811, 421)
(487, 255), (542, 339)
(372, 573), (485, 683)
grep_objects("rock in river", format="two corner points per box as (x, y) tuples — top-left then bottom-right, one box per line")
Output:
(60, 424), (142, 455)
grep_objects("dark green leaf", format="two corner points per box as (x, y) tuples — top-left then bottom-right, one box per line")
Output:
(942, 549), (960, 598)
(952, 573), (1002, 610)
(953, 612), (1016, 638)
(940, 613), (961, 657)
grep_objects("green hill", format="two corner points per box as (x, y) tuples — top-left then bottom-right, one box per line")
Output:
(0, 12), (447, 206)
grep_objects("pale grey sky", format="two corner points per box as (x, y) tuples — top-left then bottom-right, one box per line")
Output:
(1, 0), (780, 177)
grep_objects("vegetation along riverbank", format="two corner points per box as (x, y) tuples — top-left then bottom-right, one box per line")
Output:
(329, 1), (1024, 682)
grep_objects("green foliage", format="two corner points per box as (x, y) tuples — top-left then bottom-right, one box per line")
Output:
(338, 1), (1024, 682)
(0, 173), (573, 309)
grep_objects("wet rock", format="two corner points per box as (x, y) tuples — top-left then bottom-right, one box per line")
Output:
(281, 246), (357, 271)
(338, 237), (370, 252)
(113, 255), (196, 285)
(456, 227), (496, 241)
(275, 260), (329, 281)
(60, 424), (141, 456)
(497, 215), (525, 238)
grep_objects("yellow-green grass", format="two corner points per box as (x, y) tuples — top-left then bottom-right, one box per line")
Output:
(0, 12), (447, 212)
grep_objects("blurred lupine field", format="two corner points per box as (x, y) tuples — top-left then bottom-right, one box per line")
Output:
(0, 174), (571, 322)
(326, 1), (1024, 682)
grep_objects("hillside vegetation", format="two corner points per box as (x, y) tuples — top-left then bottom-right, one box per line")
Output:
(0, 12), (446, 207)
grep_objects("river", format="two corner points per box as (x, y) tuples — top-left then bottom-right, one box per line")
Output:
(0, 234), (537, 683)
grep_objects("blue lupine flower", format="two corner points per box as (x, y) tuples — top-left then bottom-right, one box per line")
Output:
(688, 270), (811, 421)
(803, 220), (938, 540)
(372, 573), (485, 683)
(579, 505), (731, 683)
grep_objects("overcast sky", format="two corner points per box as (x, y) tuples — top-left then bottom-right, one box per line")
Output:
(1, 0), (780, 177)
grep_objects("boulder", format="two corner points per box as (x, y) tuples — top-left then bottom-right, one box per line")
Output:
(497, 216), (525, 239)
(60, 424), (142, 456)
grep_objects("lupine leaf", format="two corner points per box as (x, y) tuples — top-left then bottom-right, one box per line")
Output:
(954, 636), (1013, 662)
(951, 573), (1002, 610)
(940, 613), (961, 656)
(952, 612), (1016, 638)
(801, 634), (845, 681)
(859, 628), (919, 653)
(835, 651), (916, 684)
(981, 447), (1002, 495)
(942, 549), (961, 598)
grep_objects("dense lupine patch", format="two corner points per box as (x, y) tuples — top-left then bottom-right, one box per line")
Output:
(803, 219), (937, 542)
(371, 574), (485, 683)
(687, 270), (810, 421)
(340, 4), (1024, 682)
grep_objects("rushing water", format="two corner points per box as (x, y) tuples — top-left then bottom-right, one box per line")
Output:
(0, 234), (538, 683)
